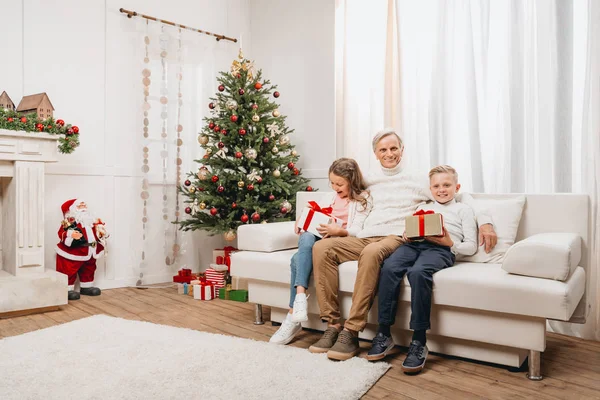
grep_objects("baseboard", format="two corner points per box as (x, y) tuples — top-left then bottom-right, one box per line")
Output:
(94, 272), (174, 290)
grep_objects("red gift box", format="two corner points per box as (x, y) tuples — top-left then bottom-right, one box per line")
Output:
(213, 246), (237, 271)
(173, 268), (193, 284)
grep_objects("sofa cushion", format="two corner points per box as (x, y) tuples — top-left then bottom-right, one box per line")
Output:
(237, 221), (298, 252)
(231, 250), (585, 321)
(501, 233), (582, 281)
(461, 195), (526, 263)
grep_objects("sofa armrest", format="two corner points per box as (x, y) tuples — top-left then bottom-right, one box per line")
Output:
(237, 221), (298, 252)
(501, 233), (581, 281)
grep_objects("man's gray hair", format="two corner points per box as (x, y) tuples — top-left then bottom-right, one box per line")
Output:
(371, 128), (403, 152)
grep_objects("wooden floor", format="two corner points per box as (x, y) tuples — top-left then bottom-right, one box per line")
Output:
(1, 286), (599, 400)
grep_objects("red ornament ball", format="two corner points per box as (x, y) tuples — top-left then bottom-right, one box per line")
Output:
(232, 202), (237, 209)
(203, 154), (209, 159)
(217, 185), (225, 193)
(185, 207), (192, 214)
(184, 179), (191, 186)
(287, 162), (295, 170)
(254, 82), (262, 90)
(35, 123), (44, 132)
(218, 84), (225, 92)
(251, 212), (260, 222)
(235, 151), (243, 158)
(20, 117), (27, 123)
(221, 129), (228, 136)
(251, 104), (259, 110)
(210, 208), (218, 216)
(238, 89), (245, 95)
(198, 187), (205, 191)
(72, 126), (79, 134)
(280, 207), (288, 214)
(230, 115), (238, 122)
(209, 122), (215, 129)
(256, 177), (263, 184)
(56, 119), (65, 126)
(241, 214), (249, 223)
(67, 128), (74, 135)
(7, 117), (13, 123)
(214, 125), (220, 132)
(262, 137), (269, 144)
(209, 103), (215, 109)
(306, 186), (313, 192)
(293, 168), (299, 175)
(268, 194), (275, 201)
(211, 175), (219, 183)
(247, 184), (254, 191)
(236, 73), (241, 79)
(238, 129), (246, 136)
(218, 142), (225, 149)
(273, 91), (280, 98)
(46, 125), (52, 130)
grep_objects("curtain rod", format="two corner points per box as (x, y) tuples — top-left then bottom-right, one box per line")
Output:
(119, 8), (237, 43)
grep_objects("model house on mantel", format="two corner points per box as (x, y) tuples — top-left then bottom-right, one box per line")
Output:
(0, 91), (16, 111)
(16, 92), (55, 120)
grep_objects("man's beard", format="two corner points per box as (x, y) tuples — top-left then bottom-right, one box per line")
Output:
(68, 208), (95, 227)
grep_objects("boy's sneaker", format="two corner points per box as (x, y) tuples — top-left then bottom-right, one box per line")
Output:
(308, 326), (340, 353)
(401, 340), (428, 374)
(291, 293), (309, 322)
(327, 330), (360, 361)
(366, 332), (395, 361)
(269, 314), (302, 345)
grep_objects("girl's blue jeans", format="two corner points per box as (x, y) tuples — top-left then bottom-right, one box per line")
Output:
(289, 232), (320, 308)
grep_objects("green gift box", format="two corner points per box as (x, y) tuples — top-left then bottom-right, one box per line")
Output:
(218, 288), (248, 302)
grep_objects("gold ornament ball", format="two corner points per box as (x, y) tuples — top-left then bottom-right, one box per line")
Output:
(206, 148), (212, 154)
(252, 114), (260, 122)
(199, 202), (207, 210)
(189, 186), (196, 194)
(224, 230), (237, 241)
(245, 148), (258, 160)
(198, 135), (209, 145)
(278, 135), (290, 146)
(271, 146), (279, 154)
(291, 150), (297, 156)
(272, 109), (280, 117)
(226, 99), (238, 110)
(197, 167), (210, 180)
(272, 169), (281, 178)
(237, 180), (245, 188)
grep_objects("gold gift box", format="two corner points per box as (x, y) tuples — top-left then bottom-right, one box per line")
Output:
(405, 213), (444, 239)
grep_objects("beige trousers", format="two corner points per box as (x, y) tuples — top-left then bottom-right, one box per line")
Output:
(312, 235), (405, 331)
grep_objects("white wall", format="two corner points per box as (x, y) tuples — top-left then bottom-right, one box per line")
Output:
(249, 0), (336, 191)
(0, 0), (251, 288)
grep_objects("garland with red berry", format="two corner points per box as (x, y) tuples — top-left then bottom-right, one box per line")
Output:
(0, 108), (80, 154)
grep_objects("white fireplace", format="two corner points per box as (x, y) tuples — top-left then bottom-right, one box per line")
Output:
(0, 129), (67, 316)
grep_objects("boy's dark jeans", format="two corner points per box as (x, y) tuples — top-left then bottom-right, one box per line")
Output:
(378, 240), (455, 331)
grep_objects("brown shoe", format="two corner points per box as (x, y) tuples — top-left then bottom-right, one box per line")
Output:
(308, 327), (340, 353)
(327, 330), (360, 361)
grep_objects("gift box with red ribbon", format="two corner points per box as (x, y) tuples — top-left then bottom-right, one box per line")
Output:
(405, 210), (444, 239)
(193, 280), (215, 301)
(297, 201), (343, 238)
(173, 268), (193, 284)
(205, 268), (227, 294)
(212, 246), (238, 272)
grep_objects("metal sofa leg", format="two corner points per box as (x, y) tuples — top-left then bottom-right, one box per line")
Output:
(527, 350), (543, 380)
(254, 304), (265, 325)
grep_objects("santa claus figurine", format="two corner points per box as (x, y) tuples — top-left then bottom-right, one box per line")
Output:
(55, 199), (109, 301)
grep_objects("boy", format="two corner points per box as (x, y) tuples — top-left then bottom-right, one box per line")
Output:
(366, 165), (478, 374)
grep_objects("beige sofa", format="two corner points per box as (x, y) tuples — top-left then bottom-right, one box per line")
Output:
(231, 192), (589, 380)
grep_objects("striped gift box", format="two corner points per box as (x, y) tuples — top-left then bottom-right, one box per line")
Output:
(205, 268), (226, 286)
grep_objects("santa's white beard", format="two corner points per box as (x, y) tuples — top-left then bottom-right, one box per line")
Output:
(68, 209), (95, 227)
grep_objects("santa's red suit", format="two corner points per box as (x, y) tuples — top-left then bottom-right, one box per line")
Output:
(55, 199), (106, 294)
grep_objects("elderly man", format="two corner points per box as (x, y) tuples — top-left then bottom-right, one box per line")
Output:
(309, 129), (497, 361)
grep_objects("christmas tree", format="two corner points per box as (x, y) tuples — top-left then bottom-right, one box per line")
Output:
(178, 50), (313, 241)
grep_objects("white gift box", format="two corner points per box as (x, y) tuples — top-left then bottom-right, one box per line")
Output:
(193, 283), (215, 300)
(297, 206), (343, 238)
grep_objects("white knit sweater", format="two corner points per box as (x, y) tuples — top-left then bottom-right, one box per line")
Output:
(358, 164), (492, 238)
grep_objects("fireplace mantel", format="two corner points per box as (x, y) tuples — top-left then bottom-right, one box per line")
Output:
(0, 129), (67, 316)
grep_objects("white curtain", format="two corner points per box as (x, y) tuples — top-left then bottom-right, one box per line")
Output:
(336, 0), (600, 340)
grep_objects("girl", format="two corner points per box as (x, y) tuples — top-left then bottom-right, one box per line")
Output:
(269, 158), (372, 345)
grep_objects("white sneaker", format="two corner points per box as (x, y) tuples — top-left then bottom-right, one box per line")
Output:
(269, 314), (302, 345)
(291, 293), (309, 323)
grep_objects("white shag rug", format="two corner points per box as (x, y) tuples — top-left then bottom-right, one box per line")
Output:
(0, 315), (389, 400)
